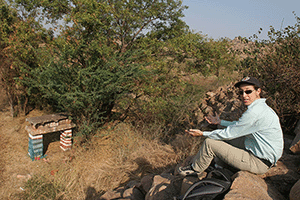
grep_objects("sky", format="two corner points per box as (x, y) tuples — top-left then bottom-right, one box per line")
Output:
(182, 0), (300, 40)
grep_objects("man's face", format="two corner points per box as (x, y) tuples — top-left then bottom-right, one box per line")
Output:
(239, 84), (261, 106)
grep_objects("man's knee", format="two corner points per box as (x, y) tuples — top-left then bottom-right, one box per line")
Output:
(202, 138), (229, 156)
(203, 138), (216, 147)
(201, 138), (219, 155)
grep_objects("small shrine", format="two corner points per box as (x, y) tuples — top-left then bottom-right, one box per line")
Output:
(25, 113), (76, 160)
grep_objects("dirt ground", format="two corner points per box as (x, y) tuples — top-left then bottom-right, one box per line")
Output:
(0, 89), (75, 199)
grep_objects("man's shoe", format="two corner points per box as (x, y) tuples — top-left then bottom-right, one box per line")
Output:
(177, 164), (200, 176)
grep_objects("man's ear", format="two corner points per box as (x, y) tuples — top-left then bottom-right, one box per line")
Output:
(257, 88), (262, 96)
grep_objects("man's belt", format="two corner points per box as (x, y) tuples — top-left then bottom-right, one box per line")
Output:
(260, 158), (273, 168)
(247, 150), (273, 168)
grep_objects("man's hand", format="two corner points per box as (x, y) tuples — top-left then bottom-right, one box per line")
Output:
(185, 129), (203, 137)
(205, 113), (221, 125)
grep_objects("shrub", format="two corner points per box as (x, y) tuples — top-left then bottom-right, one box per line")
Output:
(0, 0), (51, 116)
(241, 12), (300, 133)
(28, 46), (147, 138)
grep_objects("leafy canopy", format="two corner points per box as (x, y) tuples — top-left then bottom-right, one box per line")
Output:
(18, 0), (191, 136)
(4, 0), (238, 138)
(0, 0), (50, 116)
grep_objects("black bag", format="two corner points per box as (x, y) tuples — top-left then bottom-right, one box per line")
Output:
(175, 168), (233, 200)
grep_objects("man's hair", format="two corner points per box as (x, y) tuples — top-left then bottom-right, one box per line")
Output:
(254, 85), (260, 90)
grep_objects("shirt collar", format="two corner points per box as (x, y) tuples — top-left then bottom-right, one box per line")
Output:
(248, 98), (266, 109)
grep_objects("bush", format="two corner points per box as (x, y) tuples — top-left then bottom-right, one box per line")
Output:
(116, 33), (239, 139)
(28, 45), (148, 138)
(241, 12), (300, 133)
(0, 0), (51, 116)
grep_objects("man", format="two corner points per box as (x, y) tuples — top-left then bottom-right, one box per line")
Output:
(178, 77), (284, 176)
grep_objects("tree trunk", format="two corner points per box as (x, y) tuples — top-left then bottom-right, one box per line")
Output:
(7, 91), (15, 117)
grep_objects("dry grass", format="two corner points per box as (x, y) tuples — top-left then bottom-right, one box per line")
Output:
(0, 104), (183, 199)
(66, 123), (181, 197)
(0, 75), (215, 199)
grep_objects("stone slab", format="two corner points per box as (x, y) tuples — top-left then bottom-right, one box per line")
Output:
(26, 113), (70, 127)
(25, 123), (76, 135)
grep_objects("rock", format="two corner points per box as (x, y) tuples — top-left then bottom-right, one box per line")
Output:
(206, 92), (215, 98)
(224, 171), (284, 200)
(139, 174), (155, 194)
(123, 187), (134, 199)
(289, 120), (300, 153)
(294, 120), (300, 134)
(99, 188), (123, 200)
(132, 186), (146, 200)
(145, 173), (182, 200)
(114, 180), (142, 200)
(290, 179), (300, 200)
(122, 187), (145, 200)
(265, 170), (300, 197)
(262, 158), (300, 197)
(259, 161), (289, 179)
(16, 174), (31, 179)
(193, 83), (246, 131)
(219, 90), (226, 100)
(100, 180), (142, 200)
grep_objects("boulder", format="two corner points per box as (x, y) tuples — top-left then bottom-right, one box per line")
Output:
(262, 155), (300, 197)
(224, 171), (285, 200)
(289, 120), (300, 153)
(99, 187), (124, 200)
(139, 174), (155, 194)
(290, 179), (300, 200)
(100, 180), (142, 200)
(145, 173), (182, 200)
(193, 83), (246, 129)
(122, 187), (145, 200)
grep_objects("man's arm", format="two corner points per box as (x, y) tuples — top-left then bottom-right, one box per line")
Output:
(203, 109), (257, 140)
(185, 129), (203, 137)
(206, 113), (237, 127)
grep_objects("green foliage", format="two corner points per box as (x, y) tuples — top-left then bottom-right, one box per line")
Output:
(4, 0), (239, 139)
(126, 80), (206, 140)
(241, 12), (300, 133)
(0, 0), (51, 116)
(28, 44), (147, 136)
(163, 31), (238, 76)
(22, 0), (193, 137)
(125, 32), (238, 138)
(14, 0), (188, 54)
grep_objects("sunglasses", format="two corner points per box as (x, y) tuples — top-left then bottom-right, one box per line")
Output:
(239, 90), (254, 95)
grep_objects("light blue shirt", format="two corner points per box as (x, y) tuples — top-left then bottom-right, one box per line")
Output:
(203, 98), (283, 165)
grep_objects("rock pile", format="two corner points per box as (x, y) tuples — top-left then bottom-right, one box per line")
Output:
(99, 83), (300, 200)
(193, 83), (246, 128)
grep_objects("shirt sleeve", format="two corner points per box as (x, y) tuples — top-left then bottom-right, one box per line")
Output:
(220, 120), (237, 127)
(203, 110), (257, 140)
